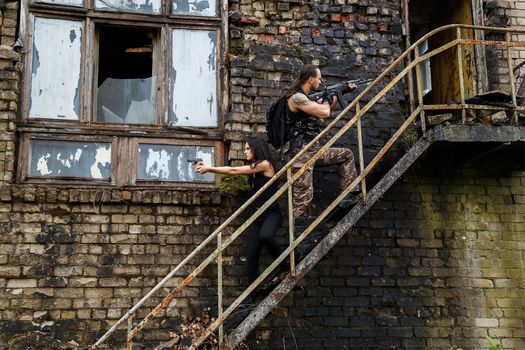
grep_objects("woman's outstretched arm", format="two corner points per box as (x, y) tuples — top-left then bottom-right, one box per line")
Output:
(195, 160), (273, 177)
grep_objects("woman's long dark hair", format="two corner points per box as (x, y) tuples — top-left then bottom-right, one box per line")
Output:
(247, 136), (277, 171)
(286, 64), (319, 98)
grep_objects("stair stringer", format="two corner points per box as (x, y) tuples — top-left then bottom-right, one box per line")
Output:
(228, 134), (434, 348)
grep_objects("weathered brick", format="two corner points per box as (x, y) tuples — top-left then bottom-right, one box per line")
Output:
(6, 279), (37, 288)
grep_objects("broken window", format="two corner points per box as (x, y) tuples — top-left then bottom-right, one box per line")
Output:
(96, 26), (157, 125)
(21, 0), (223, 185)
(95, 0), (161, 14)
(137, 144), (215, 182)
(28, 140), (111, 180)
(171, 29), (217, 127)
(172, 0), (217, 16)
(29, 17), (83, 120)
(418, 40), (432, 96)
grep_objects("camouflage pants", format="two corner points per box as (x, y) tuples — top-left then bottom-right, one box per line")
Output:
(292, 145), (357, 218)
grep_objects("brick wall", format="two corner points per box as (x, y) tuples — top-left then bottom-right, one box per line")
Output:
(0, 186), (250, 346)
(246, 145), (525, 350)
(484, 0), (525, 92)
(226, 0), (406, 165)
(1, 0), (525, 349)
(0, 0), (18, 185)
(509, 0), (525, 90)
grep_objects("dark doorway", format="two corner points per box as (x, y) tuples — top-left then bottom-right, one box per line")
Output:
(409, 0), (476, 104)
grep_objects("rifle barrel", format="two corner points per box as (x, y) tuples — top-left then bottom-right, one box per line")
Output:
(308, 78), (372, 101)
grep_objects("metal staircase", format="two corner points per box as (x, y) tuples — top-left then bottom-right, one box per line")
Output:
(92, 24), (525, 349)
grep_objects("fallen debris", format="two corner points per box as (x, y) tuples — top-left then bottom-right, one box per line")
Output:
(155, 309), (248, 350)
(482, 110), (509, 125)
(465, 90), (515, 108)
(4, 331), (79, 350)
(426, 113), (453, 126)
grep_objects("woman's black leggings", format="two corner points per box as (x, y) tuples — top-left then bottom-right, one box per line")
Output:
(246, 209), (283, 286)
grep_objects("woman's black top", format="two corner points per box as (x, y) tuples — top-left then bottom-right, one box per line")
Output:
(248, 171), (279, 216)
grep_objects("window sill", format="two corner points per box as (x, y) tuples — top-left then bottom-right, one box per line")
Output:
(17, 124), (224, 140)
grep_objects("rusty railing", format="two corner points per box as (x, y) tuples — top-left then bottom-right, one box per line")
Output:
(92, 24), (525, 349)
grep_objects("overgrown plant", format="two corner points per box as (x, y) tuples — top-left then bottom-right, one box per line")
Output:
(402, 127), (418, 151)
(487, 336), (501, 350)
(215, 174), (250, 196)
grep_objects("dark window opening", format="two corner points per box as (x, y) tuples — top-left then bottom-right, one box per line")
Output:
(96, 25), (157, 124)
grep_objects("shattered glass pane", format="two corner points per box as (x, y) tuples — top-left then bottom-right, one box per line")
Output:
(33, 0), (84, 6)
(137, 144), (214, 182)
(418, 40), (432, 96)
(28, 140), (111, 180)
(171, 29), (217, 127)
(30, 17), (83, 120)
(172, 0), (217, 16)
(96, 26), (156, 124)
(97, 77), (156, 124)
(95, 0), (161, 14)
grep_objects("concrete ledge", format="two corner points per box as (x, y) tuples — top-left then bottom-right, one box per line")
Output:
(428, 124), (525, 143)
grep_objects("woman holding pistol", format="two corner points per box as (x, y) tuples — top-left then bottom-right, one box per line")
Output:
(194, 136), (283, 301)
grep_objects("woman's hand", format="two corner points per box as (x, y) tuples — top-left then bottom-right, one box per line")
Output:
(194, 162), (208, 174)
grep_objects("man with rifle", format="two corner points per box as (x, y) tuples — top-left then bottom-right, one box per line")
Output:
(286, 64), (364, 248)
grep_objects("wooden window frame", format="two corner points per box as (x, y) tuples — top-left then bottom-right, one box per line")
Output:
(18, 0), (228, 186)
(18, 133), (119, 185)
(91, 23), (163, 127)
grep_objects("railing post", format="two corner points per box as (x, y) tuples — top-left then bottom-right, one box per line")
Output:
(217, 231), (224, 347)
(456, 27), (467, 123)
(356, 103), (366, 197)
(287, 168), (295, 277)
(127, 315), (133, 350)
(401, 0), (415, 114)
(506, 31), (518, 124)
(414, 46), (426, 133)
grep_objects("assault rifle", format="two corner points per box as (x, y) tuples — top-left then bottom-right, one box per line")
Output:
(309, 78), (373, 109)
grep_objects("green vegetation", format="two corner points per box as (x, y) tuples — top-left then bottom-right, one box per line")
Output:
(487, 336), (501, 350)
(215, 174), (250, 196)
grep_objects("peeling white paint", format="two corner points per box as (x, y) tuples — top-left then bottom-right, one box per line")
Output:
(138, 144), (214, 182)
(34, 0), (84, 6)
(74, 149), (82, 162)
(56, 152), (72, 168)
(90, 146), (111, 179)
(29, 140), (111, 179)
(172, 0), (216, 16)
(144, 149), (171, 179)
(95, 0), (161, 14)
(171, 29), (217, 127)
(30, 17), (83, 120)
(36, 153), (52, 176)
(196, 150), (213, 166)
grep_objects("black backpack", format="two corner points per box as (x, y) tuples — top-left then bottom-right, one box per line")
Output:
(266, 95), (291, 150)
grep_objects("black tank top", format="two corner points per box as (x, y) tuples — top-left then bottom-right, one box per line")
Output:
(248, 172), (279, 215)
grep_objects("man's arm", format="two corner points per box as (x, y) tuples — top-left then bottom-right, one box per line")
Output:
(289, 92), (332, 119)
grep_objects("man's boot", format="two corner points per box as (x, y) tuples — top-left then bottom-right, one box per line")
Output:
(294, 216), (328, 260)
(326, 192), (363, 228)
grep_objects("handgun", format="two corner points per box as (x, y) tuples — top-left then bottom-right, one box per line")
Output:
(187, 158), (203, 164)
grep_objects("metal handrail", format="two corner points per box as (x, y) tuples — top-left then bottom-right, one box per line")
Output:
(92, 24), (525, 349)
